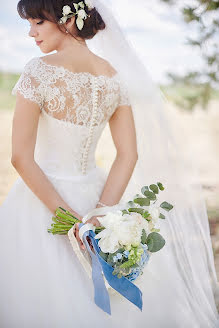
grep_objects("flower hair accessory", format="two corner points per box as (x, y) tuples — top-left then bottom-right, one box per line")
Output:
(59, 0), (94, 30)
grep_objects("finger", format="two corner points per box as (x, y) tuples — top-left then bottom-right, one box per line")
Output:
(75, 223), (85, 250)
(86, 236), (94, 253)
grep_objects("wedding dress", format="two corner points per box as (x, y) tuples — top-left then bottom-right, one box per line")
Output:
(0, 54), (218, 328)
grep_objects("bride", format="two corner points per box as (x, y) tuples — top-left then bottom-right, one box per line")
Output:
(0, 0), (218, 327)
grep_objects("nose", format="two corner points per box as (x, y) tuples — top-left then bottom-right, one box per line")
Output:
(28, 25), (38, 38)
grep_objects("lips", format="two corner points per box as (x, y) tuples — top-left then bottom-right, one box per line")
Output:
(36, 41), (43, 46)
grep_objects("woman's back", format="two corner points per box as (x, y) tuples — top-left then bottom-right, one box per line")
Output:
(12, 55), (131, 176)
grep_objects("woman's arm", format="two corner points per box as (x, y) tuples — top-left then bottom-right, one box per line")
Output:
(97, 104), (138, 207)
(11, 93), (82, 218)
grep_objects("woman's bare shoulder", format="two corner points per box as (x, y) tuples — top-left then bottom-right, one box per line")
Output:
(40, 52), (117, 76)
(96, 55), (117, 75)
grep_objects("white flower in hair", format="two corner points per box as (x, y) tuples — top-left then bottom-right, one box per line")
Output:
(77, 9), (87, 19)
(59, 1), (91, 30)
(84, 0), (94, 10)
(62, 5), (73, 15)
(59, 16), (67, 24)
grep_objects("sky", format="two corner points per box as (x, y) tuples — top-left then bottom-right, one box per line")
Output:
(0, 0), (203, 84)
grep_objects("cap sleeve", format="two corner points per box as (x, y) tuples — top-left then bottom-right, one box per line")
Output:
(118, 80), (131, 107)
(11, 58), (44, 110)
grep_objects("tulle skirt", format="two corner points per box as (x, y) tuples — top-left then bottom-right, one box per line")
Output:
(0, 167), (218, 328)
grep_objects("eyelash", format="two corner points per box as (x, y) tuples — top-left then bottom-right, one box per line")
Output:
(37, 20), (44, 25)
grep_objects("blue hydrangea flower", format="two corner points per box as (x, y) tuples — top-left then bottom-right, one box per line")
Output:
(116, 253), (123, 260)
(123, 250), (129, 258)
(126, 248), (150, 282)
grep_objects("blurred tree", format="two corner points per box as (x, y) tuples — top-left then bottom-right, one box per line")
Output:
(160, 0), (219, 110)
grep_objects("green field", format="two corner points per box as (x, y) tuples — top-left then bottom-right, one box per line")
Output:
(0, 72), (20, 110)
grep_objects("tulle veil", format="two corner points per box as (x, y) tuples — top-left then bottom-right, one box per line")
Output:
(83, 0), (219, 323)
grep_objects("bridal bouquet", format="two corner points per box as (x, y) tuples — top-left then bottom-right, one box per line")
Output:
(48, 182), (173, 314)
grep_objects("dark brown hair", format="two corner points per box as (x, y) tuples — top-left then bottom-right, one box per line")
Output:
(17, 0), (106, 40)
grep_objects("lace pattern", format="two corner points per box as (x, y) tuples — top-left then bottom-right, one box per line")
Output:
(11, 57), (131, 175)
(12, 57), (131, 125)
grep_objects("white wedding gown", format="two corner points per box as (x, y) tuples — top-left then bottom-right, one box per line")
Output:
(0, 57), (218, 328)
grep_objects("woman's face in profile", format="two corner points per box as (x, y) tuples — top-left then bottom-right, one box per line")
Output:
(28, 18), (65, 53)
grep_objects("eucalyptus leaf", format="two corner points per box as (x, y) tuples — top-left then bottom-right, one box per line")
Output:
(149, 184), (159, 194)
(141, 186), (149, 195)
(146, 232), (165, 252)
(127, 201), (136, 208)
(144, 190), (157, 200)
(141, 229), (147, 244)
(160, 201), (173, 212)
(128, 208), (144, 215)
(159, 213), (166, 219)
(157, 182), (164, 190)
(134, 197), (150, 206)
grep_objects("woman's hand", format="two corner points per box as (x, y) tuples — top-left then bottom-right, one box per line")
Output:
(74, 216), (101, 251)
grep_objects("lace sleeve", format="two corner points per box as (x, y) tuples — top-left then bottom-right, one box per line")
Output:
(118, 80), (131, 107)
(11, 58), (44, 110)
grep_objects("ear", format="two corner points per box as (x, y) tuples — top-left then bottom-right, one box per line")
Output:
(66, 16), (76, 30)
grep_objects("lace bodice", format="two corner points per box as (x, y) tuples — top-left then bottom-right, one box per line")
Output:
(12, 57), (131, 176)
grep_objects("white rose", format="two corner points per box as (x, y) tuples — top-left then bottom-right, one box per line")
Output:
(62, 5), (72, 15)
(77, 9), (87, 19)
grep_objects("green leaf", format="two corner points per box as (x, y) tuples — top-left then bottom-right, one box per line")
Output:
(128, 208), (144, 215)
(141, 229), (147, 244)
(127, 201), (136, 208)
(159, 213), (166, 219)
(141, 186), (149, 195)
(144, 190), (156, 200)
(160, 201), (173, 212)
(149, 184), (159, 194)
(143, 211), (150, 219)
(134, 197), (150, 206)
(157, 182), (164, 190)
(122, 210), (129, 215)
(146, 232), (165, 252)
(151, 228), (160, 232)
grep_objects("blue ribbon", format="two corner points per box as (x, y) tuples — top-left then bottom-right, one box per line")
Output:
(79, 223), (143, 315)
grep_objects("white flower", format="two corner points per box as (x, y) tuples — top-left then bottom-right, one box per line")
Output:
(95, 211), (148, 253)
(62, 5), (72, 15)
(77, 9), (88, 19)
(84, 0), (94, 10)
(59, 16), (68, 24)
(148, 205), (160, 225)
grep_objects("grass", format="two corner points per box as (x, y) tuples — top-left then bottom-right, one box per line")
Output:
(0, 72), (20, 110)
